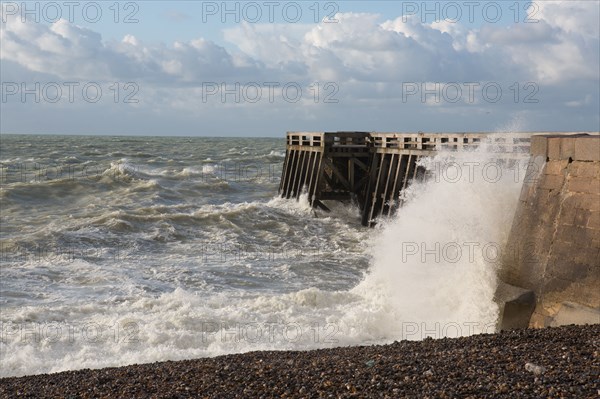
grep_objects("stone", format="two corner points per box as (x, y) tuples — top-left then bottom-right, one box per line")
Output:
(524, 363), (546, 375)
(559, 206), (577, 226)
(530, 136), (548, 158)
(568, 176), (600, 194)
(577, 193), (600, 211)
(560, 137), (577, 159)
(547, 138), (562, 160)
(539, 174), (564, 190)
(574, 137), (600, 161)
(587, 212), (600, 230)
(495, 282), (536, 330)
(554, 226), (588, 244)
(544, 160), (568, 175)
(573, 209), (591, 227)
(542, 276), (573, 293)
(572, 161), (600, 178)
(550, 302), (600, 326)
(546, 256), (589, 282)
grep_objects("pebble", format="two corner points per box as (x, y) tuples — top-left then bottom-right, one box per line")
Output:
(524, 363), (546, 375)
(1, 324), (598, 398)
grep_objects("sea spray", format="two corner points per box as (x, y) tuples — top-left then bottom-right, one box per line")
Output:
(349, 134), (528, 340)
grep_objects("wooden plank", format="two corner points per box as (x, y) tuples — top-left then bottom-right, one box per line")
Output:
(313, 199), (330, 211)
(307, 150), (319, 200)
(294, 151), (308, 198)
(322, 169), (334, 188)
(361, 152), (380, 226)
(278, 148), (289, 194)
(288, 149), (301, 199)
(367, 153), (387, 226)
(381, 153), (396, 216)
(398, 154), (414, 207)
(382, 153), (395, 200)
(284, 149), (297, 199)
(348, 158), (355, 192)
(387, 153), (405, 216)
(297, 150), (310, 197)
(311, 152), (324, 206)
(319, 192), (353, 200)
(412, 155), (420, 180)
(352, 157), (369, 171)
(322, 157), (352, 191)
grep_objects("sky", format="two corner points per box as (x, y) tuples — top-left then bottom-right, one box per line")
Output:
(1, 0), (599, 136)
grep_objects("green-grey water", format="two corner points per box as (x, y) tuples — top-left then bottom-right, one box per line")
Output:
(0, 134), (521, 378)
(0, 135), (372, 377)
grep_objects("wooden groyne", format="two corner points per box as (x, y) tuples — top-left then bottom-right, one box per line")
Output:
(279, 131), (532, 226)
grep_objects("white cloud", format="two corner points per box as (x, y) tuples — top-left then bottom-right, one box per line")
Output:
(3, 6), (597, 86)
(122, 34), (138, 46)
(537, 1), (599, 38)
(0, 2), (598, 135)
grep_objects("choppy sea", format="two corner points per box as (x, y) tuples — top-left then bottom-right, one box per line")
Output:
(0, 134), (523, 377)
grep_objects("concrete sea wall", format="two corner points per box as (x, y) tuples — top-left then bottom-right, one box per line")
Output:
(499, 134), (600, 328)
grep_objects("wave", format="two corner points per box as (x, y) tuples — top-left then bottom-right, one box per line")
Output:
(0, 287), (363, 377)
(351, 133), (526, 337)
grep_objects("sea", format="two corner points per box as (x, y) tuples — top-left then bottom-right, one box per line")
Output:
(0, 134), (525, 378)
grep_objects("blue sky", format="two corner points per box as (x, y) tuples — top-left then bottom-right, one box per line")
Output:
(1, 1), (599, 136)
(12, 1), (533, 44)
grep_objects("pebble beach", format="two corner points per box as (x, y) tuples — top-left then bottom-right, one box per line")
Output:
(1, 324), (598, 398)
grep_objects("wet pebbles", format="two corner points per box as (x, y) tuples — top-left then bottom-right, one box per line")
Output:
(1, 324), (599, 398)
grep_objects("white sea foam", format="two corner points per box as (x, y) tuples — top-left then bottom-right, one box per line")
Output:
(201, 164), (216, 175)
(351, 134), (527, 338)
(266, 150), (286, 158)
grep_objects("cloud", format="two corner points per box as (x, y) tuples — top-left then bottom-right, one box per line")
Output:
(1, 16), (264, 84)
(537, 1), (599, 38)
(2, 6), (598, 86)
(1, 2), (598, 135)
(1, 18), (110, 79)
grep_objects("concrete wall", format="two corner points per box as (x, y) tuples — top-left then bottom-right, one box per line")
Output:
(499, 134), (600, 328)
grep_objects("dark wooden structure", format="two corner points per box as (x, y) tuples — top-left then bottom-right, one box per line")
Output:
(279, 132), (532, 226)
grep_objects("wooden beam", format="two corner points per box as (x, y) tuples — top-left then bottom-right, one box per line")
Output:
(322, 157), (352, 191)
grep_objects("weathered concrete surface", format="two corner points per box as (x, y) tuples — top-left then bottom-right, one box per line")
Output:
(494, 282), (536, 330)
(551, 302), (600, 326)
(500, 134), (600, 328)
